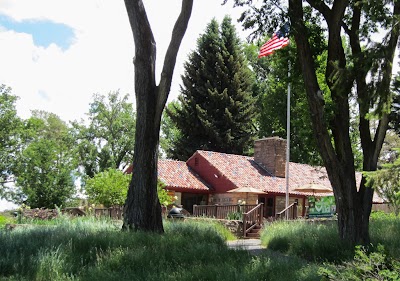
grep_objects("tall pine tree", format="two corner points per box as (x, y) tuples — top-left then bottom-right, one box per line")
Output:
(166, 16), (256, 160)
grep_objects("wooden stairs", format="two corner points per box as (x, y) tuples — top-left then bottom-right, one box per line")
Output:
(245, 223), (262, 239)
(243, 203), (264, 238)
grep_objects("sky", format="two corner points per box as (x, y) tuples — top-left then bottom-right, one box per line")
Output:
(0, 0), (248, 123)
(0, 0), (249, 211)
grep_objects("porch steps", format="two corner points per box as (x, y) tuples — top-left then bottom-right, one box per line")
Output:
(245, 224), (262, 239)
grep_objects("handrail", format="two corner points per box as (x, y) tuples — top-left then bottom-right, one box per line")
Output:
(243, 204), (262, 216)
(192, 204), (258, 219)
(242, 203), (264, 237)
(276, 202), (298, 220)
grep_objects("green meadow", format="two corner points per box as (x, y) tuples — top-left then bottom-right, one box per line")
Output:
(0, 212), (399, 281)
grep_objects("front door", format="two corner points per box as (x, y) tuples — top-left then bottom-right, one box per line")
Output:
(181, 193), (207, 214)
(259, 196), (275, 217)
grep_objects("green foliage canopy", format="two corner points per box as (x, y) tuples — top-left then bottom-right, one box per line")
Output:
(244, 32), (325, 165)
(0, 85), (22, 184)
(71, 91), (136, 178)
(227, 0), (400, 244)
(85, 168), (173, 208)
(365, 148), (400, 215)
(11, 111), (76, 209)
(85, 168), (130, 207)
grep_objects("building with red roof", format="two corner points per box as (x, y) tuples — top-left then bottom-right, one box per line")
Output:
(126, 137), (386, 216)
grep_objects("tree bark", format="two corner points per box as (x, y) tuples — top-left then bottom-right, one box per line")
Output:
(289, 0), (400, 245)
(123, 0), (193, 232)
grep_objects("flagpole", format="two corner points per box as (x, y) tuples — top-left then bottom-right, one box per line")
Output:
(257, 23), (290, 219)
(285, 60), (291, 220)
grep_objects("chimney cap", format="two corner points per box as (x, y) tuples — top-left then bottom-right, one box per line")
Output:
(255, 136), (286, 142)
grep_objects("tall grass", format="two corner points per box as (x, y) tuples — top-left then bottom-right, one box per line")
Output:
(0, 212), (16, 226)
(369, 211), (400, 257)
(261, 213), (400, 263)
(260, 220), (353, 262)
(0, 217), (321, 281)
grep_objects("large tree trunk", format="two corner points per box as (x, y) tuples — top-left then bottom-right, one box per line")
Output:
(123, 0), (193, 232)
(289, 0), (399, 245)
(124, 87), (163, 232)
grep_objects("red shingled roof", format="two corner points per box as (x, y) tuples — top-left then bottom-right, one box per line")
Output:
(195, 150), (384, 203)
(195, 150), (332, 196)
(158, 159), (210, 191)
(124, 159), (210, 191)
(125, 150), (385, 203)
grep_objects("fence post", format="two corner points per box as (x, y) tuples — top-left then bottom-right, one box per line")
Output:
(242, 212), (247, 238)
(193, 205), (197, 217)
(293, 201), (298, 219)
(214, 204), (218, 218)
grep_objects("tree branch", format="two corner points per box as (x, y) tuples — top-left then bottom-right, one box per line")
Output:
(157, 0), (194, 118)
(306, 0), (331, 20)
(124, 0), (157, 90)
(371, 1), (400, 166)
(289, 0), (337, 167)
(330, 0), (349, 25)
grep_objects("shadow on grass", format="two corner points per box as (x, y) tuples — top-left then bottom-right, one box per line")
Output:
(0, 218), (321, 281)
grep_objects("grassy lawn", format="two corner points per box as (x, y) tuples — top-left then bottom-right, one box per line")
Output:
(260, 211), (400, 261)
(0, 211), (399, 281)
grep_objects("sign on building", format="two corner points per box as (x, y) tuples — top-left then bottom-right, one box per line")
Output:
(308, 196), (336, 218)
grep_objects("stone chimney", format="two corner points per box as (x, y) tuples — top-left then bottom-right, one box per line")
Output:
(254, 137), (286, 178)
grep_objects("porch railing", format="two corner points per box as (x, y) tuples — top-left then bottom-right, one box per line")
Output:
(275, 202), (298, 220)
(192, 204), (258, 220)
(242, 203), (264, 237)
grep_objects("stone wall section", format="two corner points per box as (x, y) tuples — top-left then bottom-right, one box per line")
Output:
(187, 217), (244, 237)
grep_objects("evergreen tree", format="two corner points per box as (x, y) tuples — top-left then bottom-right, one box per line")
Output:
(167, 16), (257, 160)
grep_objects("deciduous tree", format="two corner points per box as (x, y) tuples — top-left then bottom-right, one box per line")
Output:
(123, 0), (193, 232)
(0, 85), (22, 188)
(11, 111), (76, 208)
(243, 30), (325, 165)
(71, 91), (136, 178)
(229, 0), (400, 244)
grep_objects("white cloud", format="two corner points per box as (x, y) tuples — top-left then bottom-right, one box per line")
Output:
(0, 0), (248, 122)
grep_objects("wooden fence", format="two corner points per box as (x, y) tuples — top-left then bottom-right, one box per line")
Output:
(192, 204), (258, 220)
(94, 207), (124, 220)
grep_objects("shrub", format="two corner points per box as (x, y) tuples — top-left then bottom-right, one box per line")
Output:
(226, 211), (242, 220)
(319, 244), (400, 280)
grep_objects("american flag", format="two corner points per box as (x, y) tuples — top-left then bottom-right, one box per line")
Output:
(258, 24), (289, 58)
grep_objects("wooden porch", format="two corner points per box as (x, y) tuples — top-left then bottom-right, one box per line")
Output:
(192, 202), (298, 238)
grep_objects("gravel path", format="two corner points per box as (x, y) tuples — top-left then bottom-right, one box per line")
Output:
(226, 239), (266, 256)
